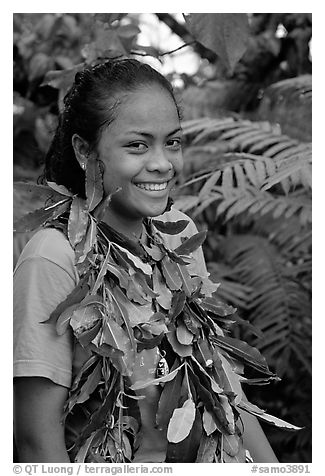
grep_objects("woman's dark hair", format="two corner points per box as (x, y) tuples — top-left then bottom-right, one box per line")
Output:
(44, 59), (180, 197)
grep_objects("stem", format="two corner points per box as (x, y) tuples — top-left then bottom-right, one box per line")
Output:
(221, 434), (224, 463)
(160, 42), (195, 56)
(118, 375), (124, 460)
(184, 361), (193, 400)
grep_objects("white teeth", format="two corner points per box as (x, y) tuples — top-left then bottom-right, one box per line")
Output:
(135, 182), (168, 191)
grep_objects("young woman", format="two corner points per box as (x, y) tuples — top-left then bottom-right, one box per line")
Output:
(13, 59), (281, 463)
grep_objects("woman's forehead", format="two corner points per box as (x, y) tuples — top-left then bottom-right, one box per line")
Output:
(106, 86), (180, 135)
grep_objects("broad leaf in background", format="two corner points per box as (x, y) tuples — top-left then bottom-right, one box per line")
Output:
(185, 13), (250, 73)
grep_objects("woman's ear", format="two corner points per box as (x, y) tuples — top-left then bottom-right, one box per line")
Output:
(72, 134), (90, 171)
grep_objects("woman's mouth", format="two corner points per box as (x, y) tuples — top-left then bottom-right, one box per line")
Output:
(135, 182), (168, 191)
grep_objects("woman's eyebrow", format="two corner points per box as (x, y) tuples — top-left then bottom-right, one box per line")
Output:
(125, 127), (183, 138)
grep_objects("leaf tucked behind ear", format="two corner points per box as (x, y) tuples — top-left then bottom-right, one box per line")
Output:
(86, 158), (103, 212)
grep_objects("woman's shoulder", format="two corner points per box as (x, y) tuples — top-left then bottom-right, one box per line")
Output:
(15, 227), (75, 272)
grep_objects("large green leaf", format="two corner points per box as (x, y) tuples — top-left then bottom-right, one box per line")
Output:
(185, 13), (249, 73)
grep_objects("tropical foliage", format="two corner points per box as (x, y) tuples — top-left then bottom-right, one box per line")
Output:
(13, 13), (312, 462)
(174, 76), (312, 462)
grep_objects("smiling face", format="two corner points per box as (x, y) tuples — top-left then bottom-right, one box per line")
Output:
(94, 85), (183, 238)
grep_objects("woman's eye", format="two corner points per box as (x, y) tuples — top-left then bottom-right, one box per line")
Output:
(126, 142), (147, 152)
(166, 138), (182, 150)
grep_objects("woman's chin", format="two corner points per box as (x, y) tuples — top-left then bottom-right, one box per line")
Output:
(144, 199), (169, 218)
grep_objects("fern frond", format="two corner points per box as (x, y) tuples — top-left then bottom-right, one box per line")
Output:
(207, 261), (253, 309)
(219, 234), (311, 376)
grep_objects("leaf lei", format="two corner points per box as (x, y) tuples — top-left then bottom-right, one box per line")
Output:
(14, 164), (301, 463)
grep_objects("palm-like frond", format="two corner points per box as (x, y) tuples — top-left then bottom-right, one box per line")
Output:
(176, 151), (311, 226)
(218, 234), (311, 376)
(177, 115), (312, 229)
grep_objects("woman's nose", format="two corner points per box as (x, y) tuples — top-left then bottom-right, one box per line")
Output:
(146, 148), (172, 173)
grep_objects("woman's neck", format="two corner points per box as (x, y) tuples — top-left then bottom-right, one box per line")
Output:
(100, 207), (144, 241)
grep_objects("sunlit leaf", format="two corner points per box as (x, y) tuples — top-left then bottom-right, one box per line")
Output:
(176, 322), (194, 345)
(167, 398), (196, 443)
(202, 408), (218, 436)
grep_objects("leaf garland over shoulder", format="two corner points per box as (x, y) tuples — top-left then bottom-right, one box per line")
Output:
(14, 173), (300, 463)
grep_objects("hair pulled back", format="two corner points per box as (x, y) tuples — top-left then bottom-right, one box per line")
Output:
(45, 59), (180, 197)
